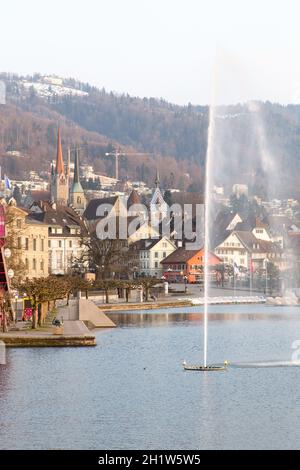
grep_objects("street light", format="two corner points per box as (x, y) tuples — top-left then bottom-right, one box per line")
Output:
(183, 275), (188, 293)
(4, 248), (11, 259)
(263, 258), (269, 295)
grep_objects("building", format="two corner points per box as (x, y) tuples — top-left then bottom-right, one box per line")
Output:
(83, 191), (160, 243)
(6, 203), (49, 280)
(70, 145), (86, 215)
(232, 184), (248, 198)
(161, 247), (221, 283)
(29, 201), (87, 275)
(134, 237), (177, 278)
(214, 230), (283, 271)
(150, 170), (168, 221)
(50, 128), (69, 205)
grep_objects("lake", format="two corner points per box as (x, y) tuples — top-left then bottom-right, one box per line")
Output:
(1, 305), (300, 450)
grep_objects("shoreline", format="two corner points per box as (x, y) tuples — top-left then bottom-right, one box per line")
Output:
(0, 333), (96, 347)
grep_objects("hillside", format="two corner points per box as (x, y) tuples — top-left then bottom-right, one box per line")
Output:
(1, 72), (300, 195)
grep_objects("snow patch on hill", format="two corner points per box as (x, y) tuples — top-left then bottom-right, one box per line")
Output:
(21, 80), (88, 98)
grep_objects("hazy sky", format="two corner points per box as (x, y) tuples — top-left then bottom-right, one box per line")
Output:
(1, 0), (300, 105)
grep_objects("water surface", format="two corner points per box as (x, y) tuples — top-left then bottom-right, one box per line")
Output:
(1, 307), (300, 450)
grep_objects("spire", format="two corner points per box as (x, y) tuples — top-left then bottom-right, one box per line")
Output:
(73, 145), (80, 184)
(71, 144), (84, 195)
(155, 169), (160, 188)
(67, 146), (71, 180)
(55, 127), (64, 175)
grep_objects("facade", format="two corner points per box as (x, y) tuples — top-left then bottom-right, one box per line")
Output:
(29, 201), (87, 275)
(161, 247), (221, 283)
(6, 204), (49, 279)
(214, 230), (283, 271)
(134, 237), (177, 278)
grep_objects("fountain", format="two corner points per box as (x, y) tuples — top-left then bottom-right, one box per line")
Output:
(183, 71), (226, 371)
(183, 54), (300, 372)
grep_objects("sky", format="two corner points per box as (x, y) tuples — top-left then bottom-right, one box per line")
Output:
(1, 0), (300, 105)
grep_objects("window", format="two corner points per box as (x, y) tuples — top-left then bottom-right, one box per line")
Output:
(155, 252), (158, 258)
(69, 241), (72, 248)
(40, 260), (44, 272)
(33, 259), (36, 270)
(33, 239), (37, 251)
(155, 262), (158, 268)
(25, 238), (29, 250)
(41, 239), (44, 251)
(59, 240), (62, 248)
(56, 251), (63, 269)
(163, 252), (166, 258)
(25, 259), (29, 270)
(17, 237), (21, 249)
(48, 240), (51, 248)
(17, 219), (22, 229)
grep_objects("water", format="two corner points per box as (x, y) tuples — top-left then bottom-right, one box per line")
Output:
(1, 308), (300, 450)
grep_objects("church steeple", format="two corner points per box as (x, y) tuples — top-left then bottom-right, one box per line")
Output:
(73, 145), (80, 184)
(150, 167), (167, 221)
(70, 145), (86, 215)
(155, 169), (160, 188)
(50, 128), (69, 205)
(55, 127), (64, 175)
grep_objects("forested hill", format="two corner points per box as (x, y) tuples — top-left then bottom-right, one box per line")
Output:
(1, 72), (300, 195)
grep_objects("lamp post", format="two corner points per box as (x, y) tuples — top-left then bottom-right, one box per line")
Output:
(183, 275), (188, 293)
(263, 258), (268, 295)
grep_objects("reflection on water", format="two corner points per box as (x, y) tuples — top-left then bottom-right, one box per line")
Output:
(108, 311), (300, 327)
(1, 309), (300, 449)
(112, 303), (300, 316)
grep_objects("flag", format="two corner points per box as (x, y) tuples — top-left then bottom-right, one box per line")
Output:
(4, 175), (11, 190)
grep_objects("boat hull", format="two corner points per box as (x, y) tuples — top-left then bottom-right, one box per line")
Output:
(183, 365), (227, 371)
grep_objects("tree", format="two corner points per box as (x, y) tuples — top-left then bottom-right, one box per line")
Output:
(94, 279), (118, 304)
(16, 276), (69, 328)
(139, 278), (161, 301)
(79, 231), (131, 280)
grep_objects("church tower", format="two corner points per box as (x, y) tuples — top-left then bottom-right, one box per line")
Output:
(70, 145), (86, 214)
(150, 169), (168, 220)
(51, 128), (69, 205)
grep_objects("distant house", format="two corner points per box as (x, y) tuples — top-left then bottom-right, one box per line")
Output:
(214, 230), (283, 271)
(83, 191), (160, 243)
(133, 237), (177, 278)
(161, 247), (221, 283)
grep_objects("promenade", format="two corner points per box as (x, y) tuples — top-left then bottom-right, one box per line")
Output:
(0, 319), (96, 347)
